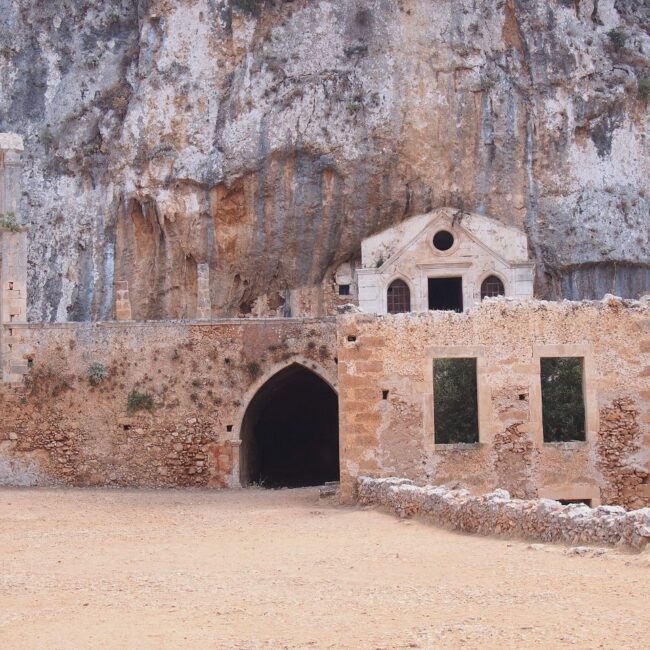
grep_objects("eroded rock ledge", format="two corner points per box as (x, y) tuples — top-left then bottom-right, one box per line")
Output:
(357, 476), (650, 550)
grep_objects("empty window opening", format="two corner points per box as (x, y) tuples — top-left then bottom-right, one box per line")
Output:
(382, 390), (389, 400)
(387, 279), (410, 314)
(541, 357), (586, 442)
(239, 364), (339, 488)
(338, 284), (350, 296)
(8, 328), (12, 337)
(559, 499), (592, 507)
(226, 424), (233, 433)
(481, 275), (505, 299)
(346, 335), (357, 342)
(8, 281), (13, 290)
(122, 424), (132, 431)
(433, 230), (454, 251)
(519, 393), (527, 401)
(433, 358), (479, 444)
(428, 277), (463, 312)
(27, 358), (33, 369)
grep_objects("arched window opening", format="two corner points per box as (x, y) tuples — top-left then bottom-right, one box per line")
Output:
(481, 275), (505, 299)
(387, 279), (410, 314)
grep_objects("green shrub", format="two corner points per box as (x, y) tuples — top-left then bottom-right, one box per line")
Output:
(88, 362), (109, 386)
(0, 212), (21, 232)
(343, 44), (368, 57)
(347, 101), (362, 114)
(232, 0), (264, 16)
(40, 126), (54, 151)
(127, 390), (155, 414)
(246, 361), (262, 380)
(607, 30), (626, 51)
(638, 78), (650, 102)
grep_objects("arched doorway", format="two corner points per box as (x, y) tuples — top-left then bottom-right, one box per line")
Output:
(239, 363), (340, 488)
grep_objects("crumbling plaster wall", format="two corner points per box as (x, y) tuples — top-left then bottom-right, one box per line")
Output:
(337, 297), (650, 507)
(0, 0), (648, 322)
(0, 318), (337, 487)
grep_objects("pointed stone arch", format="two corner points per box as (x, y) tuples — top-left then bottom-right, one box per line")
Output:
(238, 360), (339, 488)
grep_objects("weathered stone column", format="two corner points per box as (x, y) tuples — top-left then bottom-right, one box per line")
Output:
(114, 280), (132, 320)
(0, 133), (28, 383)
(226, 439), (242, 488)
(196, 262), (210, 320)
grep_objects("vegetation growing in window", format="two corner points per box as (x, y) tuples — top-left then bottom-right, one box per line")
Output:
(541, 357), (585, 442)
(433, 358), (479, 444)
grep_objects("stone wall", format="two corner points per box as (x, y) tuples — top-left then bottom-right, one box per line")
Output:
(0, 133), (28, 382)
(0, 318), (337, 487)
(338, 297), (650, 507)
(357, 477), (650, 550)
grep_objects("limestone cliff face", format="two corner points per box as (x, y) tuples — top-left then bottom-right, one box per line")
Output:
(0, 0), (648, 321)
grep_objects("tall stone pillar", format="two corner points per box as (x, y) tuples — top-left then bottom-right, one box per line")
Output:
(196, 262), (211, 320)
(0, 133), (28, 382)
(114, 280), (133, 320)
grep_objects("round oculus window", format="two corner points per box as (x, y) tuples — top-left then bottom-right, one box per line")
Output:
(432, 230), (455, 251)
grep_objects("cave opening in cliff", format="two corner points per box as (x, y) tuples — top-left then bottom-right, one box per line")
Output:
(239, 364), (339, 488)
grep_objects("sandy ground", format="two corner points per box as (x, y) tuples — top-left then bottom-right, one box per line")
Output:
(0, 487), (648, 650)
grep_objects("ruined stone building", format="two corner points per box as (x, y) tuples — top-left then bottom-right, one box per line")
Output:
(0, 1), (648, 508)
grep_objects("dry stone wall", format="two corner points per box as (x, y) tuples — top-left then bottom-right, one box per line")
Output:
(357, 477), (650, 550)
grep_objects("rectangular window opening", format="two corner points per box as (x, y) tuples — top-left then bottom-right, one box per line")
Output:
(428, 277), (463, 312)
(558, 498), (592, 507)
(382, 390), (389, 400)
(433, 358), (479, 444)
(338, 284), (350, 296)
(541, 357), (586, 443)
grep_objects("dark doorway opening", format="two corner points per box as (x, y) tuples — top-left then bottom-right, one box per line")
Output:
(240, 364), (340, 488)
(428, 277), (463, 312)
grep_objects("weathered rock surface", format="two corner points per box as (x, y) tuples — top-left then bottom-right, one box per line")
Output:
(0, 0), (648, 321)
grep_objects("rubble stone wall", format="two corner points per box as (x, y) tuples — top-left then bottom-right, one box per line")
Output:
(357, 477), (650, 550)
(338, 298), (650, 507)
(0, 318), (337, 487)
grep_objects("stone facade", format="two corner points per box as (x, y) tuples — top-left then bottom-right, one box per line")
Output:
(357, 208), (534, 314)
(338, 298), (650, 507)
(1, 297), (647, 511)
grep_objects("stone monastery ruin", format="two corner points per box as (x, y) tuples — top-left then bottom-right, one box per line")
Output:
(1, 132), (648, 512)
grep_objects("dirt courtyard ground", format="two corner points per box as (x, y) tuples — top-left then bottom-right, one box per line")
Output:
(0, 487), (648, 649)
